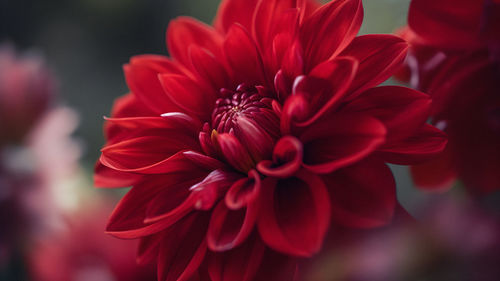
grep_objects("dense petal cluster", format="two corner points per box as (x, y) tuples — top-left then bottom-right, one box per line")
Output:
(399, 0), (500, 193)
(95, 0), (446, 280)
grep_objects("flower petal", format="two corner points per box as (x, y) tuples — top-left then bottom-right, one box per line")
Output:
(144, 173), (207, 224)
(104, 112), (201, 143)
(252, 0), (296, 50)
(110, 93), (153, 118)
(257, 170), (330, 257)
(207, 201), (258, 251)
(225, 170), (261, 210)
(94, 161), (143, 188)
(257, 136), (303, 178)
(105, 175), (182, 238)
(214, 0), (260, 34)
(188, 45), (230, 90)
(124, 55), (183, 114)
(301, 113), (386, 174)
(167, 17), (223, 66)
(322, 157), (396, 228)
(224, 24), (268, 87)
(159, 74), (216, 120)
(137, 233), (163, 265)
(408, 0), (484, 49)
(295, 56), (358, 126)
(157, 213), (209, 281)
(300, 0), (363, 71)
(341, 35), (409, 98)
(378, 124), (448, 165)
(344, 85), (431, 141)
(215, 133), (255, 173)
(190, 169), (242, 211)
(100, 132), (200, 173)
(207, 234), (265, 281)
(410, 145), (457, 191)
(234, 116), (275, 163)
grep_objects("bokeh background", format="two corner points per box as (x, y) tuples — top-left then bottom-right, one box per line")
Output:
(4, 1), (499, 281)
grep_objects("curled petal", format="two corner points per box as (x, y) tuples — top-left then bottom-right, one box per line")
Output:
(257, 170), (331, 257)
(301, 114), (386, 174)
(207, 201), (258, 251)
(257, 136), (303, 178)
(322, 157), (396, 228)
(280, 93), (309, 135)
(190, 169), (242, 210)
(225, 170), (261, 210)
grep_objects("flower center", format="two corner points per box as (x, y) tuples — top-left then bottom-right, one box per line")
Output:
(200, 84), (281, 172)
(211, 84), (279, 138)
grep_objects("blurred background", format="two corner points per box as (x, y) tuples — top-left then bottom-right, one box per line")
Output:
(2, 0), (499, 281)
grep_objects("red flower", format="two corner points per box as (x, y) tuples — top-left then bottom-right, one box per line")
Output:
(399, 0), (500, 193)
(95, 0), (446, 280)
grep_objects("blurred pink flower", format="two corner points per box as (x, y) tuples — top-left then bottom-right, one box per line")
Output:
(396, 0), (500, 193)
(29, 198), (157, 281)
(0, 44), (55, 145)
(0, 44), (81, 275)
(302, 199), (500, 281)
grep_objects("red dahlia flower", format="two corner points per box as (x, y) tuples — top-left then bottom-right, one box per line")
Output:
(398, 0), (500, 193)
(95, 0), (446, 280)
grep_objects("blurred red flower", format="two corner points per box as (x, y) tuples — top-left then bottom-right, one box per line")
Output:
(29, 199), (156, 281)
(399, 0), (500, 193)
(0, 45), (80, 277)
(95, 0), (446, 280)
(0, 44), (54, 145)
